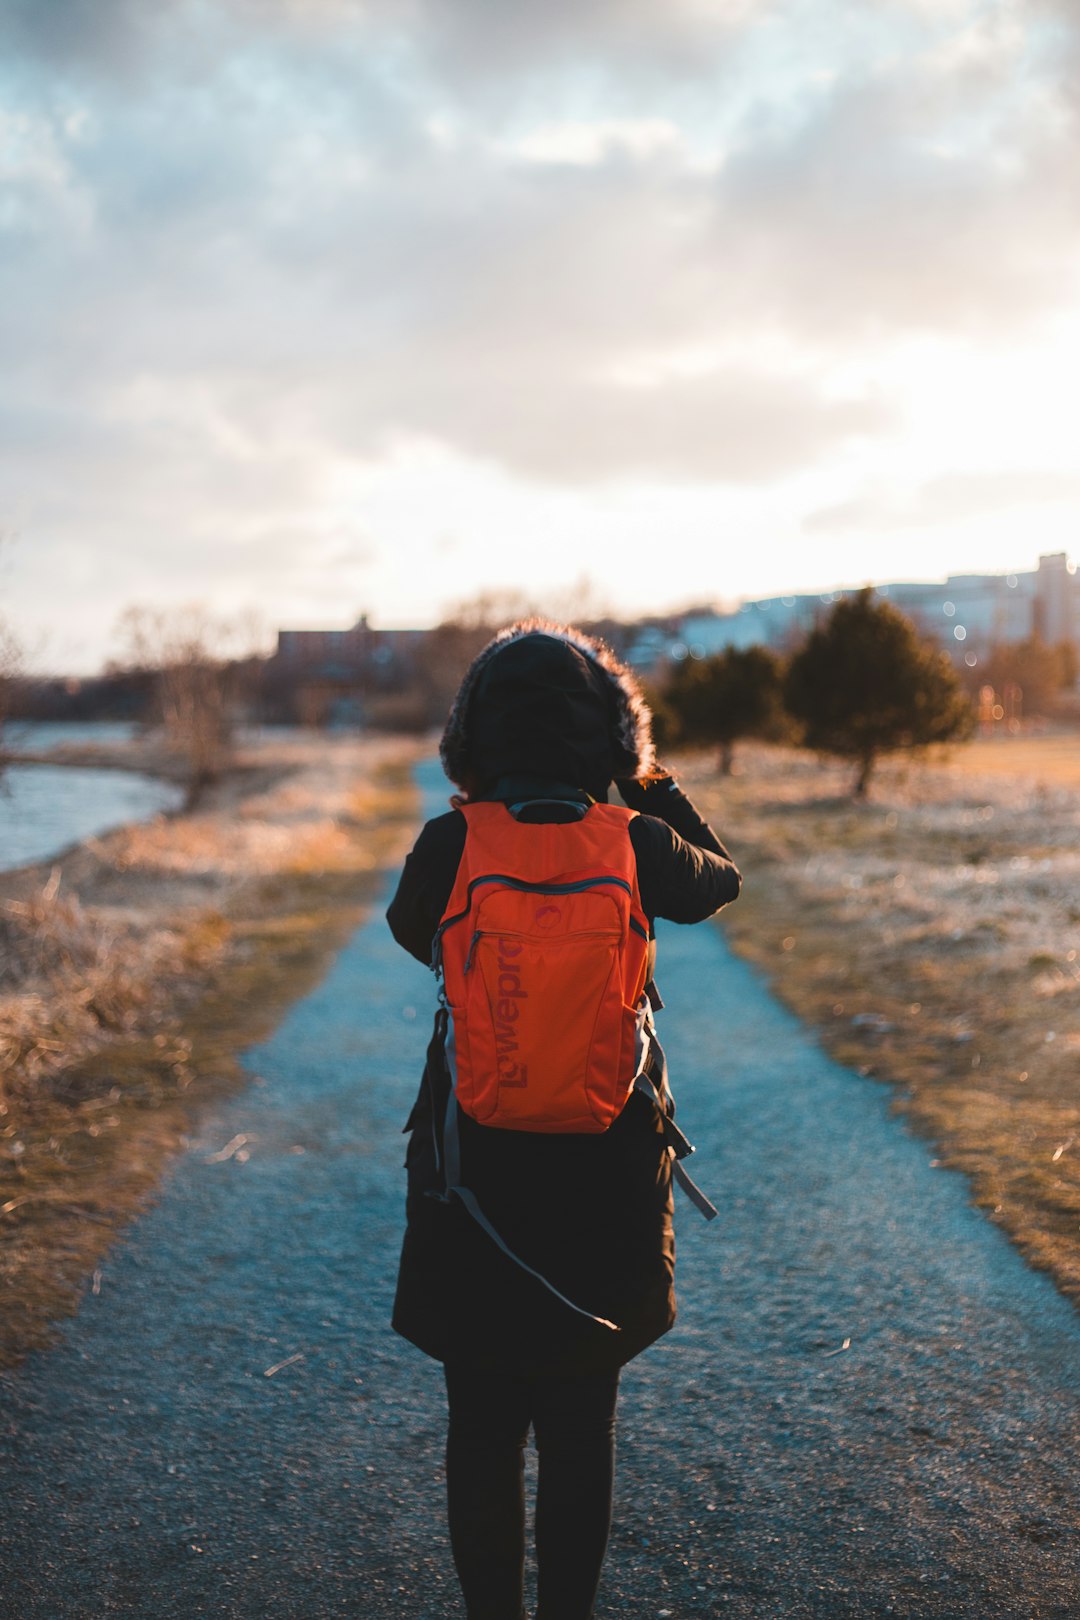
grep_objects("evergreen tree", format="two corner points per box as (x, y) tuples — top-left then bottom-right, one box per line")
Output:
(664, 644), (785, 774)
(784, 589), (973, 796)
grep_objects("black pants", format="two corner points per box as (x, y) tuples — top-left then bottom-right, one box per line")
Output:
(443, 1361), (621, 1620)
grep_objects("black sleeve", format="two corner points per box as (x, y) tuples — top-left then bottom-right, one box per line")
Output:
(385, 811), (467, 965)
(615, 771), (732, 856)
(620, 772), (741, 924)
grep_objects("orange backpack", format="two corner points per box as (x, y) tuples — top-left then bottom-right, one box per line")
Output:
(435, 799), (651, 1134)
(427, 796), (715, 1332)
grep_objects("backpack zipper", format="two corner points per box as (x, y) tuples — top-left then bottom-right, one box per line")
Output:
(432, 873), (644, 971)
(462, 925), (622, 975)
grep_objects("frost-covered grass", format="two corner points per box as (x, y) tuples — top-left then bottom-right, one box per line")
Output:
(0, 732), (421, 1366)
(680, 734), (1080, 1307)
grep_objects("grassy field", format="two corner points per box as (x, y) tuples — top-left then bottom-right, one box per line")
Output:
(0, 732), (422, 1368)
(934, 731), (1080, 789)
(678, 731), (1080, 1308)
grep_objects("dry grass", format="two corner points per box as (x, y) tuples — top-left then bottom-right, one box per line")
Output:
(931, 730), (1080, 789)
(0, 872), (208, 1096)
(0, 732), (423, 1367)
(677, 732), (1080, 1308)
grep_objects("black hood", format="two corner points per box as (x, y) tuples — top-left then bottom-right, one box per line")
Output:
(439, 622), (655, 798)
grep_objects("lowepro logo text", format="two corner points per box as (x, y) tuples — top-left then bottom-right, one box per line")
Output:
(493, 938), (528, 1089)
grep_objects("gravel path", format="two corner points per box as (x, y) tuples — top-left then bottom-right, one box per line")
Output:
(2, 759), (1078, 1618)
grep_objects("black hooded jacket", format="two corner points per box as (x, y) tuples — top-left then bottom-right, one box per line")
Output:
(387, 628), (741, 1376)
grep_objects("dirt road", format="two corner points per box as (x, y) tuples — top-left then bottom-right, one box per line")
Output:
(2, 761), (1077, 1618)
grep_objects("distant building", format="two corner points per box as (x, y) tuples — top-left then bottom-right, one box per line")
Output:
(266, 614), (426, 725)
(628, 553), (1078, 674)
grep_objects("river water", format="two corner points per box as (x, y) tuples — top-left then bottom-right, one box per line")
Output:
(0, 722), (184, 873)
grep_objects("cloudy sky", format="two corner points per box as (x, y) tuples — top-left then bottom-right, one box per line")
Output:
(2, 0), (1079, 672)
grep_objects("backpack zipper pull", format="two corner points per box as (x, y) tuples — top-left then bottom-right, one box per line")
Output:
(463, 931), (481, 974)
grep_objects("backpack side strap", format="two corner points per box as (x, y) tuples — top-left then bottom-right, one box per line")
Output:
(631, 1008), (719, 1222)
(428, 1009), (622, 1333)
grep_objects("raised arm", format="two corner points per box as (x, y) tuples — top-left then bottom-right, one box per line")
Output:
(619, 771), (741, 923)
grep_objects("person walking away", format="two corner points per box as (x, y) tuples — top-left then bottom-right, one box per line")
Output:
(386, 622), (741, 1620)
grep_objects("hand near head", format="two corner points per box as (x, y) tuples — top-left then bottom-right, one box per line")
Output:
(614, 770), (677, 812)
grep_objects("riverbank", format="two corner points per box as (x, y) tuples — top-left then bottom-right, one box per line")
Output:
(679, 733), (1080, 1308)
(0, 731), (422, 1367)
(0, 753), (186, 874)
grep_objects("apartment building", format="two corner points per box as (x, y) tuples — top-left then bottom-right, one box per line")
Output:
(656, 553), (1078, 670)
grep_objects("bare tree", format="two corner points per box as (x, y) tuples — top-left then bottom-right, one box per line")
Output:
(440, 576), (608, 636)
(113, 603), (263, 806)
(404, 580), (616, 731)
(976, 636), (1078, 721)
(0, 615), (20, 769)
(440, 587), (537, 633)
(0, 529), (22, 769)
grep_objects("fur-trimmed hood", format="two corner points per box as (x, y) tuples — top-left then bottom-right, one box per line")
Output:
(439, 620), (655, 796)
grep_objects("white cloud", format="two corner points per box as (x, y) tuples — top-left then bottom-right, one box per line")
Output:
(506, 117), (690, 168)
(2, 0), (1080, 668)
(806, 470), (1080, 533)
